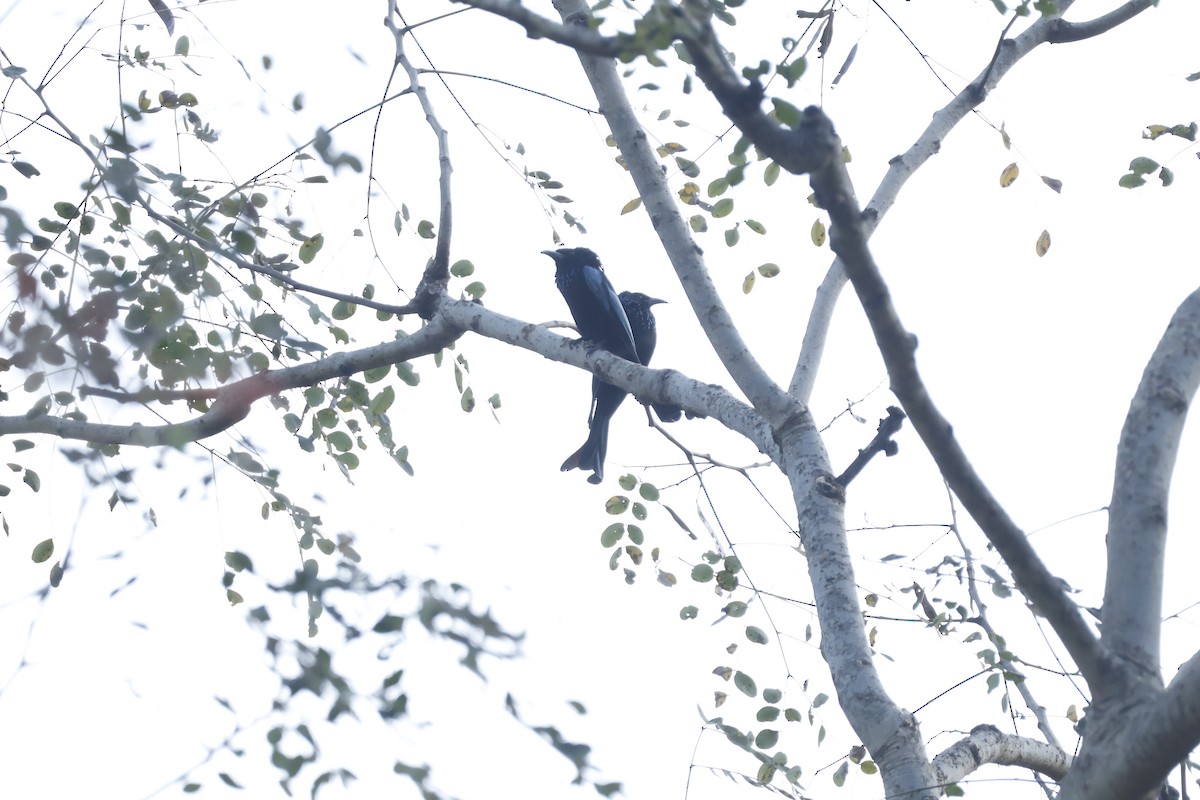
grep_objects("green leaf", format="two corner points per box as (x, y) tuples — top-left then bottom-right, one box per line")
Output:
(32, 538), (54, 563)
(771, 98), (802, 128)
(224, 551), (253, 572)
(733, 670), (757, 697)
(331, 300), (356, 320)
(712, 198), (734, 218)
(754, 729), (778, 749)
(601, 524), (625, 547)
(175, 35), (190, 56)
(763, 688), (782, 704)
(764, 162), (780, 186)
(746, 625), (768, 644)
(1129, 156), (1159, 174)
(758, 263), (781, 278)
(691, 563), (714, 582)
(675, 157), (700, 178)
(606, 495), (629, 514)
(450, 259), (475, 277)
(638, 482), (660, 501)
(53, 202), (80, 219)
(326, 431), (353, 452)
(396, 362), (419, 386)
(23, 469), (40, 492)
(813, 692), (829, 708)
(249, 313), (286, 339)
(303, 387), (325, 407)
(757, 706), (780, 722)
(680, 605), (698, 620)
(369, 386), (395, 415)
(13, 161), (40, 178)
(723, 601), (747, 618)
(832, 761), (848, 787)
(298, 233), (324, 264)
(417, 220), (436, 239)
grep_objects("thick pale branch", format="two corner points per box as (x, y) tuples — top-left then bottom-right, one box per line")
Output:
(809, 131), (1104, 686)
(0, 298), (775, 464)
(1157, 650), (1200, 764)
(779, 415), (939, 799)
(1103, 287), (1200, 674)
(932, 725), (1070, 784)
(1047, 0), (1159, 43)
(436, 298), (779, 459)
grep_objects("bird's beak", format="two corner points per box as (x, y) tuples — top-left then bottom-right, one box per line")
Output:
(647, 296), (667, 306)
(541, 249), (561, 262)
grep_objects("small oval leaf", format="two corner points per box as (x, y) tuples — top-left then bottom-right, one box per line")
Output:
(32, 538), (54, 563)
(999, 162), (1019, 188)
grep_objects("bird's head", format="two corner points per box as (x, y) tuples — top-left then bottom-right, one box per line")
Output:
(619, 291), (666, 308)
(541, 247), (602, 269)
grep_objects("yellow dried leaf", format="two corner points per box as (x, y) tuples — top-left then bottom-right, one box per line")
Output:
(742, 271), (756, 294)
(1000, 162), (1019, 188)
(1035, 229), (1051, 257)
(620, 197), (642, 215)
(811, 218), (827, 247)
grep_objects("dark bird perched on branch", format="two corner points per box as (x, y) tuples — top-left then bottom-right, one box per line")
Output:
(560, 290), (679, 484)
(541, 247), (639, 364)
(621, 291), (682, 425)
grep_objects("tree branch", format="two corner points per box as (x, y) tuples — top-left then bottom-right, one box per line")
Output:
(2, 298), (776, 464)
(0, 315), (462, 445)
(834, 405), (905, 486)
(778, 411), (941, 799)
(932, 725), (1070, 784)
(790, 0), (1156, 402)
(449, 0), (621, 56)
(386, 6), (455, 317)
(1046, 0), (1160, 43)
(1103, 287), (1200, 675)
(538, 0), (799, 429)
(808, 123), (1104, 686)
(436, 298), (779, 460)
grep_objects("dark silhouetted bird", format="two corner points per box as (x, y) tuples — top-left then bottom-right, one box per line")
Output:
(622, 291), (683, 425)
(560, 290), (679, 484)
(541, 248), (639, 364)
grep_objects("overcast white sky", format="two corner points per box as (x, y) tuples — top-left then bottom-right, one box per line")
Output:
(2, 1), (1200, 799)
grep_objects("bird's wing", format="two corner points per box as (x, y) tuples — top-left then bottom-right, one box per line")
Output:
(582, 267), (638, 360)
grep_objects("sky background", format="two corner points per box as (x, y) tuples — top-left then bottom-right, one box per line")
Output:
(2, 1), (1200, 798)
